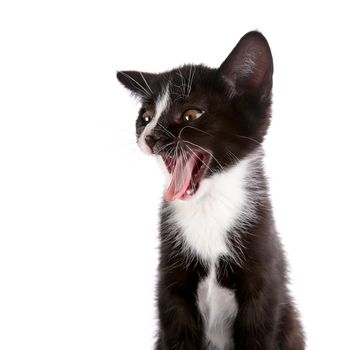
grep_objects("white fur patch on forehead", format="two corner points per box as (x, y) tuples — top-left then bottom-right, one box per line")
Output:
(138, 85), (170, 154)
(154, 85), (170, 122)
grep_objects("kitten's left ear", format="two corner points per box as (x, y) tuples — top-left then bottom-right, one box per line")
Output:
(219, 31), (273, 100)
(116, 70), (157, 98)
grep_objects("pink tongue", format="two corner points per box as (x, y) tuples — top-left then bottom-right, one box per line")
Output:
(165, 154), (196, 202)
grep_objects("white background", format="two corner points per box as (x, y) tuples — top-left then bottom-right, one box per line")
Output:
(1, 1), (349, 349)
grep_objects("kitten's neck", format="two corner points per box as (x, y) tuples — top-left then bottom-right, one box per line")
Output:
(163, 147), (267, 263)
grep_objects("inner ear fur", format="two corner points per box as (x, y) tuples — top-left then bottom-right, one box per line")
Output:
(219, 31), (273, 100)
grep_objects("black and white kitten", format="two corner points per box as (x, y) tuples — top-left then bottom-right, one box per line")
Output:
(117, 31), (304, 350)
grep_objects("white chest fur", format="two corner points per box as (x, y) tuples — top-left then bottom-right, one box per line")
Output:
(170, 152), (256, 262)
(197, 266), (238, 349)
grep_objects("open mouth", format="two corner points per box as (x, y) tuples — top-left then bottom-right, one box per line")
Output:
(162, 151), (211, 202)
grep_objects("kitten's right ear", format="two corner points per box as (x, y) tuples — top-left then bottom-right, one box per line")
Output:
(219, 31), (273, 100)
(116, 70), (156, 98)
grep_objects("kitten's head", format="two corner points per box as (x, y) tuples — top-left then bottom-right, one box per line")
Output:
(117, 31), (273, 202)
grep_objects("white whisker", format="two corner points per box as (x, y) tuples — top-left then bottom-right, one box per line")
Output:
(177, 69), (186, 96)
(226, 150), (241, 163)
(178, 125), (213, 139)
(183, 140), (224, 170)
(187, 65), (192, 96)
(184, 144), (214, 174)
(139, 72), (153, 95)
(187, 65), (196, 96)
(236, 135), (262, 145)
(156, 121), (176, 138)
(118, 71), (151, 97)
(155, 141), (176, 155)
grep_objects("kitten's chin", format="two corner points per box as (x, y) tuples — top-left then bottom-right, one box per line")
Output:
(158, 152), (210, 202)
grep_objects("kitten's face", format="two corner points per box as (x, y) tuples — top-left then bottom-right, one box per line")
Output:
(117, 31), (273, 202)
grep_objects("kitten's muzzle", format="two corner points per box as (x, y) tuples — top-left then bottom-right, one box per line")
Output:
(145, 134), (160, 152)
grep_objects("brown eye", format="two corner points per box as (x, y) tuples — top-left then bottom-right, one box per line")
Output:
(182, 109), (204, 122)
(142, 110), (154, 123)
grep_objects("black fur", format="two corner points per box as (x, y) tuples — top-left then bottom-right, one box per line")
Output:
(117, 31), (305, 350)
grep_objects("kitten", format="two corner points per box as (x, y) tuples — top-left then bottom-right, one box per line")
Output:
(117, 31), (305, 350)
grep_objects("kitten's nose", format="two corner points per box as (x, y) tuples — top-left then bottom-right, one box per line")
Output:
(145, 134), (159, 151)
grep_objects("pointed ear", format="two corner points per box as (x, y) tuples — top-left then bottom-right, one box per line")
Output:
(116, 70), (157, 98)
(219, 31), (273, 100)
